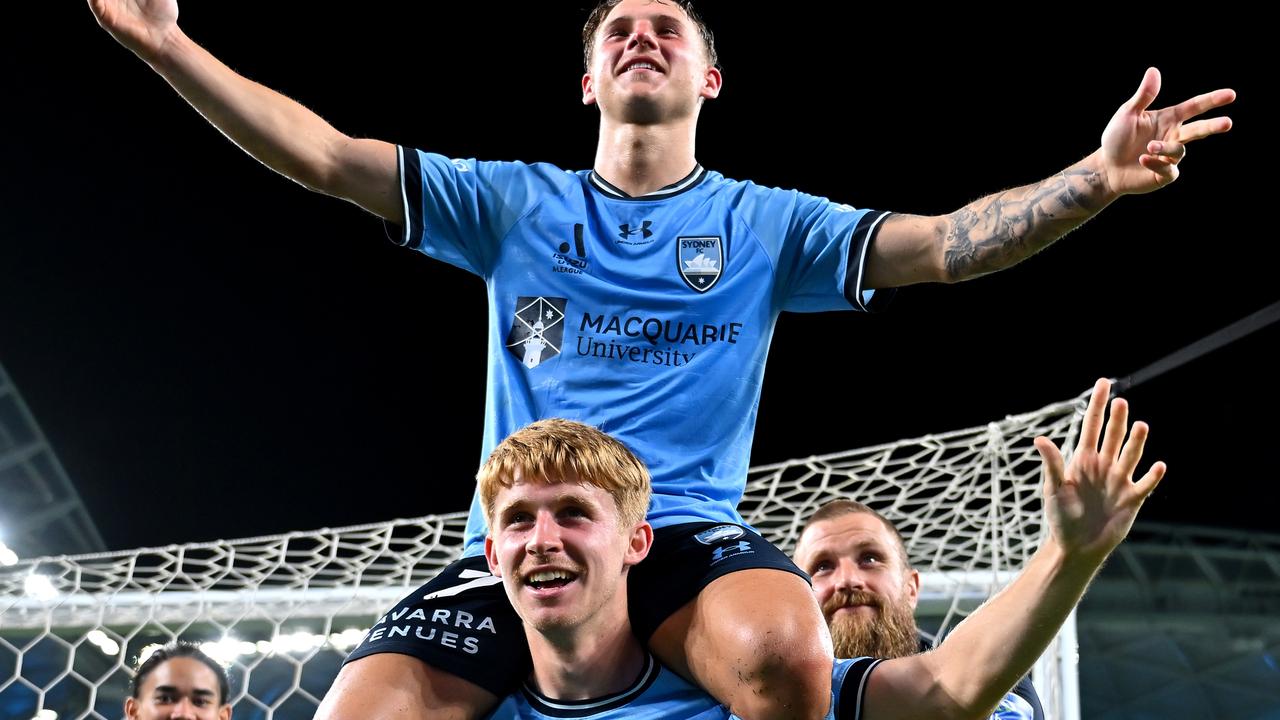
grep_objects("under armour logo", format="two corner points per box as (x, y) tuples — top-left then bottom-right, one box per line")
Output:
(711, 541), (754, 564)
(619, 221), (653, 240)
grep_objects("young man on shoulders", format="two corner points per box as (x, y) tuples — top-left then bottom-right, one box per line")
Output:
(91, 0), (1218, 713)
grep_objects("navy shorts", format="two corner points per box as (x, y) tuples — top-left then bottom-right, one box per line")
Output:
(627, 522), (810, 641)
(343, 522), (807, 695)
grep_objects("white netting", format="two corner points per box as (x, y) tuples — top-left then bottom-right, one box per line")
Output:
(0, 390), (1089, 720)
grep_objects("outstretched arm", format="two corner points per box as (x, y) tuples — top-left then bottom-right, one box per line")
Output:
(863, 378), (1167, 720)
(864, 68), (1235, 288)
(88, 0), (401, 223)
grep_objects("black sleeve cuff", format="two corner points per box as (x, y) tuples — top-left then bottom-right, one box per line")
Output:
(836, 657), (884, 720)
(843, 210), (896, 312)
(382, 145), (424, 249)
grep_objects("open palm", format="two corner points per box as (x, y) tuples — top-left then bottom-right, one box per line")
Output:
(1035, 378), (1167, 563)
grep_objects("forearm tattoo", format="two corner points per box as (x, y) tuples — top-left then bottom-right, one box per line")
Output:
(942, 166), (1107, 281)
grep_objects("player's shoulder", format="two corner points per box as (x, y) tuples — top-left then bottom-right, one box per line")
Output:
(701, 170), (850, 217)
(407, 148), (583, 192)
(474, 156), (583, 192)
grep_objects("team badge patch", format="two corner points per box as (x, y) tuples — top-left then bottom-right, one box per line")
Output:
(694, 524), (745, 545)
(505, 296), (566, 369)
(677, 236), (724, 293)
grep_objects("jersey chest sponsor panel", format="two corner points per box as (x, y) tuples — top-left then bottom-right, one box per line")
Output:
(475, 189), (778, 551)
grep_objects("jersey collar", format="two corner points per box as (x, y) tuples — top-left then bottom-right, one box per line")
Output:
(519, 652), (660, 717)
(588, 165), (707, 201)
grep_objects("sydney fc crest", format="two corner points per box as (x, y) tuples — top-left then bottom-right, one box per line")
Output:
(677, 236), (724, 293)
(694, 524), (745, 545)
(506, 296), (566, 369)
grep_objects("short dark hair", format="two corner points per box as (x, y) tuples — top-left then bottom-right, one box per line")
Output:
(131, 641), (230, 706)
(582, 0), (719, 71)
(802, 499), (913, 571)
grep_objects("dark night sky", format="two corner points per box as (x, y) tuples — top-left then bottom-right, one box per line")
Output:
(2, 4), (1273, 553)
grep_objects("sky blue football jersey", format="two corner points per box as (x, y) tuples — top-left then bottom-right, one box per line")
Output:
(485, 653), (878, 719)
(485, 653), (724, 719)
(393, 148), (890, 555)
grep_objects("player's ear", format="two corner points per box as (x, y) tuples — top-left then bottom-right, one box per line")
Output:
(700, 65), (722, 100)
(583, 72), (598, 106)
(905, 568), (921, 611)
(484, 536), (502, 577)
(624, 522), (654, 567)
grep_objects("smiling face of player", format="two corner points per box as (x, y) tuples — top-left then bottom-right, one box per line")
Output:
(485, 472), (650, 640)
(795, 511), (922, 659)
(581, 0), (722, 126)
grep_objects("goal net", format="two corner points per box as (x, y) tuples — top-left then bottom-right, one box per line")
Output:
(0, 390), (1088, 720)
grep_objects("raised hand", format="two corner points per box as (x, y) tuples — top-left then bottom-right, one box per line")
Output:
(1100, 67), (1235, 195)
(87, 0), (179, 62)
(1034, 378), (1167, 563)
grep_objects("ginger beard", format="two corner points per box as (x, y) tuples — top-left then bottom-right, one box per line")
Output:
(822, 587), (920, 660)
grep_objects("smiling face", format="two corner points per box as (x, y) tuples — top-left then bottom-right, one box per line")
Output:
(581, 0), (721, 125)
(484, 473), (651, 638)
(794, 511), (922, 659)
